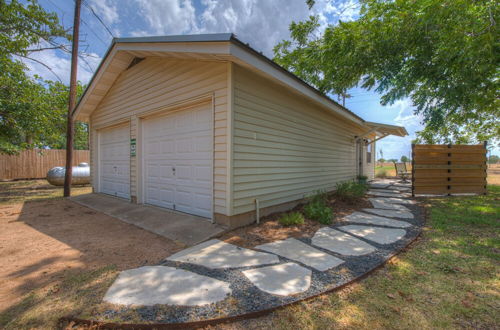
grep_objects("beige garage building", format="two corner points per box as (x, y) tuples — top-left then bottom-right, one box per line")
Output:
(73, 33), (407, 229)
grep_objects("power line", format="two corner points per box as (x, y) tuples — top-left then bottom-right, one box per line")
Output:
(44, 0), (110, 48)
(82, 0), (115, 38)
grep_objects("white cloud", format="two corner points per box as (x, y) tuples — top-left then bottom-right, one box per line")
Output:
(133, 0), (198, 35)
(19, 45), (101, 85)
(88, 0), (120, 25)
(376, 98), (424, 160)
(129, 0), (355, 57)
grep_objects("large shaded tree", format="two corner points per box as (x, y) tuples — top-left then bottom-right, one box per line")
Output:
(274, 0), (499, 144)
(0, 0), (87, 153)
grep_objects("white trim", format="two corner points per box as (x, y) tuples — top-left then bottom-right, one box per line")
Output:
(226, 62), (234, 216)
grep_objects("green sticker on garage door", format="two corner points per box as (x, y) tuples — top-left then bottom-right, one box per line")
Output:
(130, 138), (136, 157)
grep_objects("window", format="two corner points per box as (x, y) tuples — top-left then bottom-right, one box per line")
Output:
(366, 140), (372, 163)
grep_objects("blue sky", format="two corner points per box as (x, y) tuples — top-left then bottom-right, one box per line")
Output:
(25, 0), (498, 158)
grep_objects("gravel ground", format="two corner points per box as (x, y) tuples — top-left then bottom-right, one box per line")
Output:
(94, 185), (424, 325)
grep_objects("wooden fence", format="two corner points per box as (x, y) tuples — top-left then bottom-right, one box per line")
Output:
(411, 143), (487, 196)
(0, 149), (89, 180)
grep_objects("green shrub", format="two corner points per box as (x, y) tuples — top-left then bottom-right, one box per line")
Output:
(309, 189), (329, 204)
(304, 200), (333, 225)
(278, 212), (305, 226)
(335, 180), (368, 202)
(357, 174), (368, 184)
(375, 168), (387, 178)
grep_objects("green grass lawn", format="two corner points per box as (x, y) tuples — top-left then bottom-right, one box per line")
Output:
(252, 185), (500, 329)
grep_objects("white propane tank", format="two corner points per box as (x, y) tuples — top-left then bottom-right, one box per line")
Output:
(46, 163), (90, 186)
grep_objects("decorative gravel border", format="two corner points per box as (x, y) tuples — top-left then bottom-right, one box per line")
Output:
(60, 185), (425, 328)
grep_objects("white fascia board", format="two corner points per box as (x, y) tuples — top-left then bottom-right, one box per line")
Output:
(73, 46), (118, 121)
(114, 41), (231, 55)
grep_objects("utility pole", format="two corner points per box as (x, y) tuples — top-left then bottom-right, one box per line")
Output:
(64, 0), (81, 197)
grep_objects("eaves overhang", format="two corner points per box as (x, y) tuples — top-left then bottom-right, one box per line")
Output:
(72, 33), (365, 126)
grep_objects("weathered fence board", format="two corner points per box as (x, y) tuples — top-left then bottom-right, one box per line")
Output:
(412, 143), (487, 196)
(0, 149), (89, 180)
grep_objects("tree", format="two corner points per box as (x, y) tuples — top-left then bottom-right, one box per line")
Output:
(401, 155), (409, 163)
(0, 0), (80, 154)
(274, 0), (500, 144)
(378, 158), (385, 163)
(488, 155), (500, 164)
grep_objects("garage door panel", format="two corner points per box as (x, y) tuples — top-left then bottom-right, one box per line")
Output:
(143, 103), (212, 218)
(99, 125), (130, 199)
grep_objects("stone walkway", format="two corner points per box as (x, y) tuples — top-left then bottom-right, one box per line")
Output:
(101, 179), (422, 324)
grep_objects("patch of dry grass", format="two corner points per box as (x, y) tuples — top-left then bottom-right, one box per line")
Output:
(0, 266), (119, 329)
(0, 180), (91, 204)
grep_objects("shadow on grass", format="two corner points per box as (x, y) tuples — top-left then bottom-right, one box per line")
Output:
(0, 265), (118, 329)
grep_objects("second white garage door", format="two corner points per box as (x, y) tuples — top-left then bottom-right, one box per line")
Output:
(99, 124), (130, 199)
(142, 103), (213, 218)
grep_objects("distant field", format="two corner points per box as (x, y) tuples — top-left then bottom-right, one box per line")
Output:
(488, 164), (500, 185)
(375, 162), (412, 178)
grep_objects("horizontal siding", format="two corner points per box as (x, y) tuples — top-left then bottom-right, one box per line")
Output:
(232, 65), (365, 215)
(90, 57), (228, 215)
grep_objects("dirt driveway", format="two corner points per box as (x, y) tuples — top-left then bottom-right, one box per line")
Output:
(0, 180), (183, 328)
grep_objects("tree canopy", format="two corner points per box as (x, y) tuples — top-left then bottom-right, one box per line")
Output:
(274, 0), (499, 144)
(0, 0), (87, 154)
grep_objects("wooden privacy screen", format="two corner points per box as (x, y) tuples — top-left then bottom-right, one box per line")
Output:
(0, 149), (89, 180)
(412, 143), (487, 196)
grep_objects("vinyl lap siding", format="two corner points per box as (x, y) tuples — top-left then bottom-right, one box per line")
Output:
(232, 65), (361, 215)
(90, 57), (228, 215)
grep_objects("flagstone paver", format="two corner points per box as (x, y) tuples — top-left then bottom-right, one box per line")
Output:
(103, 266), (231, 306)
(344, 211), (412, 227)
(369, 198), (411, 211)
(372, 197), (416, 205)
(242, 263), (311, 296)
(370, 183), (390, 189)
(368, 190), (410, 198)
(311, 227), (376, 256)
(256, 238), (344, 271)
(101, 179), (422, 323)
(339, 225), (406, 245)
(166, 239), (279, 269)
(369, 188), (401, 193)
(362, 208), (414, 219)
(391, 186), (411, 191)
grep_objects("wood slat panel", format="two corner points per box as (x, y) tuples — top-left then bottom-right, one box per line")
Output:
(414, 144), (484, 150)
(414, 164), (486, 169)
(412, 143), (487, 195)
(413, 154), (487, 162)
(412, 169), (486, 178)
(414, 186), (486, 195)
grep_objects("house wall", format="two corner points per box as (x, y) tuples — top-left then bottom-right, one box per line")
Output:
(89, 57), (229, 215)
(230, 64), (366, 219)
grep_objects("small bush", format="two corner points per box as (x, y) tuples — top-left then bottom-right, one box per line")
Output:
(278, 212), (305, 226)
(357, 174), (368, 184)
(309, 189), (329, 204)
(376, 168), (387, 178)
(335, 180), (368, 202)
(304, 200), (333, 225)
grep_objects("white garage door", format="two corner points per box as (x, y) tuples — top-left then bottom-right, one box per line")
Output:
(99, 124), (130, 199)
(142, 103), (212, 218)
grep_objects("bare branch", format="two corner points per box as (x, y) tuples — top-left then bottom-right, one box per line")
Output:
(17, 55), (63, 83)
